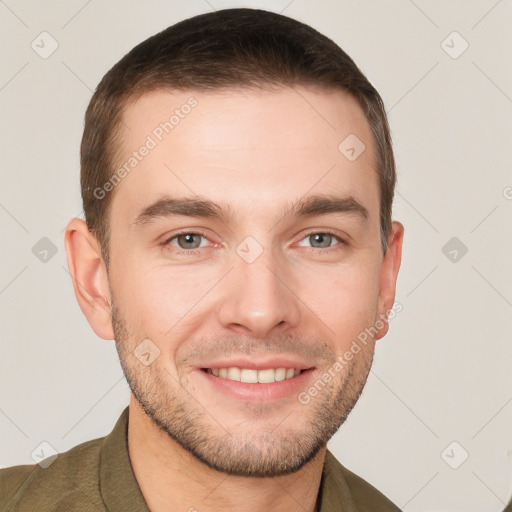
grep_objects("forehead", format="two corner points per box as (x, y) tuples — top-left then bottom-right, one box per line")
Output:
(110, 86), (379, 226)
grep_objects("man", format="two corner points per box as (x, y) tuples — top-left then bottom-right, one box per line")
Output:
(0, 8), (404, 511)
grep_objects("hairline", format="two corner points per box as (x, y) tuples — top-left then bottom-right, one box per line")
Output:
(98, 83), (387, 269)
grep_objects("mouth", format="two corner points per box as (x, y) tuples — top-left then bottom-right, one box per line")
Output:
(197, 366), (316, 401)
(200, 367), (309, 383)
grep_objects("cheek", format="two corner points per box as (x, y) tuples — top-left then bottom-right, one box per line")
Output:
(300, 258), (381, 341)
(118, 265), (210, 339)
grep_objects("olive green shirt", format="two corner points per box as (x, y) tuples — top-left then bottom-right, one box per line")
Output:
(1, 406), (401, 511)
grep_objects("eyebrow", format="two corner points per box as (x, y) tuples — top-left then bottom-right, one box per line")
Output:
(132, 193), (369, 227)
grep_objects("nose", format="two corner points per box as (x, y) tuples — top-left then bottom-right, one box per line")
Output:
(215, 244), (301, 339)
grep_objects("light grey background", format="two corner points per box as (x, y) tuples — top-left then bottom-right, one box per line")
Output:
(1, 1), (511, 510)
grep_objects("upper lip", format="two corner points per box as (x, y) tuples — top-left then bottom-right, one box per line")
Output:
(197, 357), (314, 371)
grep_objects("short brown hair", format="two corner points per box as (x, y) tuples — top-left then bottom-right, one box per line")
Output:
(81, 8), (396, 269)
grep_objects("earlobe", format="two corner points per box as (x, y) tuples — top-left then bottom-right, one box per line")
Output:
(64, 218), (115, 340)
(375, 221), (404, 340)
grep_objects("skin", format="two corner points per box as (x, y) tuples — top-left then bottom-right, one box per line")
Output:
(65, 86), (404, 512)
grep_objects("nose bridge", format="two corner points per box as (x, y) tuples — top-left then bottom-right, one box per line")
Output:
(216, 235), (301, 337)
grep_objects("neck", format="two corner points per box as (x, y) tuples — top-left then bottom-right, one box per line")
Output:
(127, 397), (325, 512)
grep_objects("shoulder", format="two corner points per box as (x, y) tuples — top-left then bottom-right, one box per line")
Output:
(339, 464), (401, 511)
(0, 464), (37, 506)
(324, 450), (402, 511)
(0, 436), (106, 512)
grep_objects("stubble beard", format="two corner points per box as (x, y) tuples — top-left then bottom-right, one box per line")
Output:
(111, 297), (375, 478)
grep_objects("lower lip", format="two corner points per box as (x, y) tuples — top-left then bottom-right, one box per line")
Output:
(197, 368), (316, 401)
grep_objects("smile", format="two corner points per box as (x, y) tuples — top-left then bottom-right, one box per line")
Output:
(201, 367), (304, 383)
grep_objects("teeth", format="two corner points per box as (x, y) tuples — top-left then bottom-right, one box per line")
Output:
(257, 368), (275, 384)
(241, 369), (258, 383)
(274, 368), (286, 381)
(205, 366), (304, 383)
(227, 367), (241, 381)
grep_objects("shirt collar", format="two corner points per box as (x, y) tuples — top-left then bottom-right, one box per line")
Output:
(99, 406), (355, 512)
(317, 449), (358, 512)
(99, 406), (151, 512)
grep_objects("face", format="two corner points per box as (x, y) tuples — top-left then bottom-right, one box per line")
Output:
(105, 86), (398, 477)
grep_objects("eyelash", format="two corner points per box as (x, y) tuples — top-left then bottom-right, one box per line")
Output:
(161, 229), (346, 256)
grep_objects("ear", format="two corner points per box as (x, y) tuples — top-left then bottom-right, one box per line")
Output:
(375, 221), (404, 340)
(64, 218), (114, 340)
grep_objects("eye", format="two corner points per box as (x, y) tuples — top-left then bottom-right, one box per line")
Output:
(163, 231), (211, 255)
(296, 231), (346, 252)
(161, 229), (346, 257)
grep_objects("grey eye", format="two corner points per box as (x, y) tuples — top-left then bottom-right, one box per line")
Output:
(175, 233), (204, 250)
(307, 233), (334, 248)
